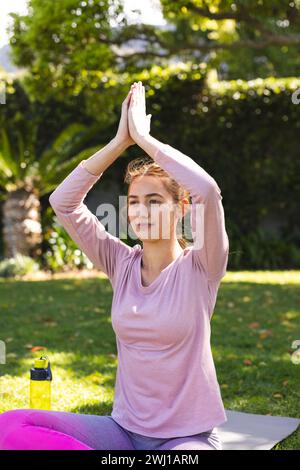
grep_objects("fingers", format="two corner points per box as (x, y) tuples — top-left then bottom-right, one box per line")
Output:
(125, 83), (136, 100)
(130, 81), (145, 109)
(123, 87), (133, 108)
(138, 81), (143, 107)
(139, 81), (144, 107)
(131, 85), (139, 107)
(130, 88), (135, 107)
(125, 90), (132, 103)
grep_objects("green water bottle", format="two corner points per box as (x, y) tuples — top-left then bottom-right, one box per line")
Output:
(30, 355), (52, 410)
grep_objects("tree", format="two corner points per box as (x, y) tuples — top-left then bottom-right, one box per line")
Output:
(8, 0), (124, 99)
(8, 0), (300, 93)
(0, 120), (101, 259)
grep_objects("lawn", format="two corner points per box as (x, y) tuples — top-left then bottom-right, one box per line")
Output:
(0, 270), (299, 450)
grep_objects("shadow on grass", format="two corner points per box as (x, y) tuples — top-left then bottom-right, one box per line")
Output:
(1, 277), (299, 434)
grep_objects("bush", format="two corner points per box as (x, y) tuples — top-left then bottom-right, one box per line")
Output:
(42, 215), (94, 272)
(144, 73), (300, 269)
(0, 254), (40, 278)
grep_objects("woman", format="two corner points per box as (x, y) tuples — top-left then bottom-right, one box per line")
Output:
(0, 81), (229, 450)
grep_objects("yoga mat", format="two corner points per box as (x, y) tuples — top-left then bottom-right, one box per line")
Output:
(216, 409), (300, 450)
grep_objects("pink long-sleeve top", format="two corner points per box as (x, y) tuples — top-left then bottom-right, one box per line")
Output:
(49, 143), (229, 438)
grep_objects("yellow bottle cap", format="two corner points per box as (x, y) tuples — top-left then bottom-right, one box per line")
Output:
(34, 358), (48, 369)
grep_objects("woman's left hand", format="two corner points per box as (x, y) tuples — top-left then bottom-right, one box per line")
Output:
(114, 85), (136, 148)
(128, 81), (152, 143)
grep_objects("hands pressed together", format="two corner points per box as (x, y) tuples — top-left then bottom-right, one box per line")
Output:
(115, 81), (152, 148)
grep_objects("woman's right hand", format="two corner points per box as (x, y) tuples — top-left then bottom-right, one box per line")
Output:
(128, 81), (152, 144)
(115, 85), (136, 148)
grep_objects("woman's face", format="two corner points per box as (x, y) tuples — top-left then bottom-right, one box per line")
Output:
(128, 175), (179, 242)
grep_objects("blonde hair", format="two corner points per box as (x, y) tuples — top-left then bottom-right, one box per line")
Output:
(124, 156), (190, 249)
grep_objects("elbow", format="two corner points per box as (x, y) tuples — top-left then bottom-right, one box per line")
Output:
(210, 177), (222, 194)
(49, 190), (80, 216)
(209, 167), (226, 199)
(48, 192), (56, 208)
(48, 190), (62, 212)
(206, 181), (222, 202)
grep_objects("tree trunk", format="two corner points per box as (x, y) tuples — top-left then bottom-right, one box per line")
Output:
(2, 188), (42, 259)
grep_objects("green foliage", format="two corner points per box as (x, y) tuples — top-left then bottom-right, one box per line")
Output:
(227, 224), (300, 270)
(0, 94), (103, 196)
(1, 64), (300, 270)
(142, 73), (300, 269)
(8, 0), (123, 99)
(42, 209), (94, 272)
(0, 254), (40, 278)
(7, 0), (300, 98)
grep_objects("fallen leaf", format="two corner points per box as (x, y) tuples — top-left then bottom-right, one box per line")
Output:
(249, 322), (260, 329)
(31, 346), (47, 352)
(243, 359), (253, 366)
(259, 329), (273, 340)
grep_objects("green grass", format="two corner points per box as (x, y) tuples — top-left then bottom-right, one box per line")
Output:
(0, 270), (299, 449)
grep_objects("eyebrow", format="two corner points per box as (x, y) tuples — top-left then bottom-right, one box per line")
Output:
(128, 193), (165, 199)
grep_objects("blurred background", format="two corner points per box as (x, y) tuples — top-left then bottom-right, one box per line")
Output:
(0, 1), (299, 449)
(0, 0), (299, 274)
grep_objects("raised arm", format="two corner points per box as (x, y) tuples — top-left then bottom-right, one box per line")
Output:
(139, 139), (229, 281)
(128, 82), (229, 282)
(49, 87), (137, 284)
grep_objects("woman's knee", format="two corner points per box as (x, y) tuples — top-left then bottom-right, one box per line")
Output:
(0, 409), (34, 428)
(156, 437), (217, 450)
(0, 409), (33, 449)
(0, 409), (93, 450)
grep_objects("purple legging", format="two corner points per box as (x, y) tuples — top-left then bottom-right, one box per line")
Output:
(0, 409), (222, 450)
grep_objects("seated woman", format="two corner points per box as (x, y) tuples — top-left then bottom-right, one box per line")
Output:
(0, 81), (228, 451)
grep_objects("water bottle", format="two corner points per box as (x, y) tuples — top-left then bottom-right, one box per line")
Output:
(30, 355), (52, 410)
